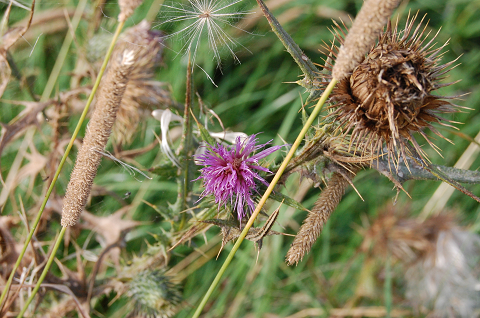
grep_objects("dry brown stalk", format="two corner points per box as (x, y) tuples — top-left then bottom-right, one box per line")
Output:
(61, 50), (135, 227)
(286, 167), (358, 265)
(118, 0), (143, 22)
(332, 0), (401, 80)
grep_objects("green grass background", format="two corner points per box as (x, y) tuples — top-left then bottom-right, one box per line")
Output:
(2, 0), (480, 316)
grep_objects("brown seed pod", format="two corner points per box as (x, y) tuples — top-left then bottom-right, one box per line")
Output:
(326, 13), (461, 167)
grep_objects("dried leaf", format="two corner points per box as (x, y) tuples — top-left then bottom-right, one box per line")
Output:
(0, 0), (35, 98)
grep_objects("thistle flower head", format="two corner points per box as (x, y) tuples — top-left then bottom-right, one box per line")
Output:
(326, 13), (460, 166)
(195, 134), (283, 220)
(158, 0), (251, 68)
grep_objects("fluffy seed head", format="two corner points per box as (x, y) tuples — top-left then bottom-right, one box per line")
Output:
(360, 208), (480, 317)
(327, 13), (460, 165)
(158, 0), (251, 68)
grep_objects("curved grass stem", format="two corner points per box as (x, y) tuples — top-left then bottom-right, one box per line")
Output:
(0, 20), (126, 317)
(191, 79), (338, 318)
(0, 0), (87, 309)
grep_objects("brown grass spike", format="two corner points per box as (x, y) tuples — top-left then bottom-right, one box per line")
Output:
(118, 0), (143, 22)
(61, 50), (135, 227)
(286, 168), (357, 265)
(332, 0), (401, 80)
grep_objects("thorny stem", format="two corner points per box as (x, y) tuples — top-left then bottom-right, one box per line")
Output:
(254, 0), (318, 86)
(191, 79), (338, 318)
(9, 21), (126, 317)
(378, 158), (480, 184)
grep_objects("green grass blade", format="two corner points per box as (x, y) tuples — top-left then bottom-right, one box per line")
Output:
(191, 79), (337, 318)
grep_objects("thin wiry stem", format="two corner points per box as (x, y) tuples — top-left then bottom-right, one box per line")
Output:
(10, 21), (126, 318)
(191, 79), (338, 318)
(254, 0), (319, 95)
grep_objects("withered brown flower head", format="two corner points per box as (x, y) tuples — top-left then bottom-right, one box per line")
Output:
(328, 13), (459, 165)
(113, 21), (173, 145)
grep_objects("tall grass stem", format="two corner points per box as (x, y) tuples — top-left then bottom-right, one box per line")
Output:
(191, 79), (338, 318)
(3, 21), (126, 317)
(384, 251), (392, 318)
(40, 0), (88, 101)
(0, 0), (89, 309)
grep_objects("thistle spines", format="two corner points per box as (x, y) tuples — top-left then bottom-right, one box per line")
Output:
(332, 0), (401, 80)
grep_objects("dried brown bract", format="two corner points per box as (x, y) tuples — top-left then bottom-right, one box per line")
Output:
(0, 0), (35, 98)
(327, 13), (460, 167)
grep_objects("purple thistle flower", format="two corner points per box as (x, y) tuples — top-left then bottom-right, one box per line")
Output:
(195, 134), (284, 220)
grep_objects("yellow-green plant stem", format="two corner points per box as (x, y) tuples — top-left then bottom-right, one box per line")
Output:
(41, 0), (88, 101)
(2, 21), (126, 317)
(192, 79), (338, 318)
(15, 227), (66, 318)
(0, 0), (88, 310)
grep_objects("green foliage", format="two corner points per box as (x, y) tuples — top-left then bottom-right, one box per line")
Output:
(1, 0), (480, 317)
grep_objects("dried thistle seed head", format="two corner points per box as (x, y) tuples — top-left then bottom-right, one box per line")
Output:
(112, 21), (174, 145)
(332, 0), (401, 80)
(360, 207), (480, 317)
(328, 13), (460, 165)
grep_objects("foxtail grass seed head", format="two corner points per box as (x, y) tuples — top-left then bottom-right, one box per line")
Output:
(159, 0), (251, 68)
(286, 168), (357, 265)
(195, 134), (284, 221)
(113, 21), (172, 145)
(118, 0), (143, 22)
(61, 50), (135, 227)
(332, 0), (401, 80)
(327, 13), (459, 166)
